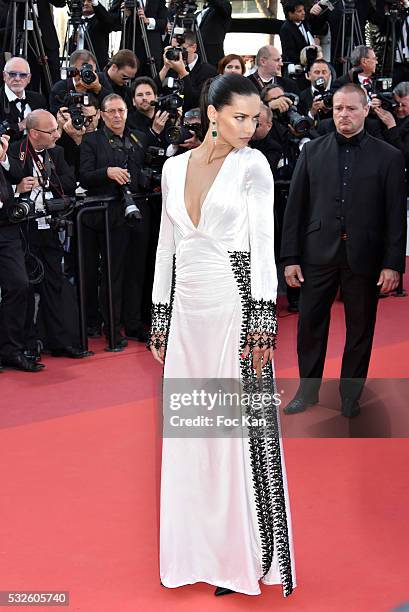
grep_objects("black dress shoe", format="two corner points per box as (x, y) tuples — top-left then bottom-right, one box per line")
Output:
(105, 335), (128, 350)
(0, 360), (3, 372)
(125, 327), (149, 343)
(214, 587), (235, 596)
(51, 346), (88, 358)
(341, 399), (361, 418)
(1, 352), (45, 372)
(284, 395), (318, 415)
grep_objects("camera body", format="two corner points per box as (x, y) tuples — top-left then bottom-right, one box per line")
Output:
(63, 92), (90, 131)
(66, 63), (96, 86)
(8, 196), (75, 231)
(0, 120), (20, 138)
(165, 45), (189, 63)
(166, 121), (202, 145)
(313, 77), (333, 110)
(140, 146), (166, 191)
(68, 0), (84, 26)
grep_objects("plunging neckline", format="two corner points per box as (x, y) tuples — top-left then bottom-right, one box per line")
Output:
(183, 148), (235, 230)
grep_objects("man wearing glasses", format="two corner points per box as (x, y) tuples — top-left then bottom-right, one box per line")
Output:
(0, 57), (47, 143)
(6, 109), (85, 360)
(79, 94), (146, 348)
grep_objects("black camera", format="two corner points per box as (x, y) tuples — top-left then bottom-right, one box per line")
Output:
(152, 77), (184, 116)
(66, 63), (96, 85)
(0, 120), (19, 138)
(376, 92), (400, 112)
(313, 77), (333, 110)
(120, 184), (142, 226)
(274, 93), (313, 136)
(140, 146), (166, 191)
(68, 0), (84, 26)
(165, 46), (188, 62)
(8, 196), (75, 227)
(166, 121), (202, 145)
(63, 92), (90, 130)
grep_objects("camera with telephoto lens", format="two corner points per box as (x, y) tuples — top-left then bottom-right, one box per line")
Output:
(0, 119), (19, 138)
(120, 184), (142, 227)
(67, 0), (84, 26)
(66, 62), (96, 86)
(151, 76), (184, 116)
(313, 77), (333, 109)
(166, 120), (202, 145)
(62, 92), (90, 130)
(376, 92), (400, 113)
(165, 45), (188, 62)
(273, 93), (313, 136)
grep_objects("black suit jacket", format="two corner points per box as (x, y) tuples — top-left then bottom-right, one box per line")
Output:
(281, 132), (407, 276)
(69, 5), (116, 71)
(110, 0), (168, 68)
(7, 139), (76, 198)
(246, 72), (300, 95)
(79, 128), (145, 226)
(0, 87), (47, 141)
(198, 0), (232, 67)
(280, 20), (314, 64)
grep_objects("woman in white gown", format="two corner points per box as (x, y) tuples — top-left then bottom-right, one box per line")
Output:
(149, 74), (296, 597)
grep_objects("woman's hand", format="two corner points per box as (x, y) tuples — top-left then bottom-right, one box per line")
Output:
(241, 344), (274, 376)
(150, 344), (165, 365)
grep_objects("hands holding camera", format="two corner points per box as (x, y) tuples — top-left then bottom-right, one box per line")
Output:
(266, 95), (293, 114)
(107, 167), (131, 185)
(152, 110), (170, 135)
(15, 177), (40, 194)
(371, 96), (397, 129)
(160, 46), (188, 79)
(57, 107), (86, 144)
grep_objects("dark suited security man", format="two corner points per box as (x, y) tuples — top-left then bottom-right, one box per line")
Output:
(79, 93), (146, 349)
(281, 84), (407, 418)
(0, 135), (44, 372)
(196, 0), (232, 67)
(68, 0), (117, 71)
(7, 110), (85, 359)
(0, 57), (47, 143)
(110, 0), (168, 75)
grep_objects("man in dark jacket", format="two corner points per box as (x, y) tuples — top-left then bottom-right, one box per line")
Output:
(68, 0), (116, 71)
(281, 84), (407, 417)
(280, 1), (315, 64)
(1, 57), (47, 142)
(79, 93), (146, 348)
(196, 0), (232, 67)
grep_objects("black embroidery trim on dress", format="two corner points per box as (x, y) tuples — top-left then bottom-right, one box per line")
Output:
(228, 250), (294, 598)
(148, 255), (176, 359)
(247, 299), (277, 350)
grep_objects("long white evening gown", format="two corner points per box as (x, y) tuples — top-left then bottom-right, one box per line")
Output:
(150, 146), (296, 597)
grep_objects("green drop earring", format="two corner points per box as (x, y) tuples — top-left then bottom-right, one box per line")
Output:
(211, 121), (217, 144)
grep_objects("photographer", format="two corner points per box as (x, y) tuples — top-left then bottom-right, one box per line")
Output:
(68, 0), (117, 71)
(98, 50), (139, 111)
(280, 1), (317, 65)
(0, 134), (44, 372)
(79, 94), (146, 348)
(56, 93), (101, 179)
(299, 58), (333, 121)
(158, 31), (217, 112)
(50, 50), (110, 115)
(333, 46), (377, 91)
(7, 110), (85, 360)
(0, 57), (47, 143)
(372, 81), (409, 170)
(109, 0), (168, 75)
(127, 76), (170, 146)
(247, 45), (299, 95)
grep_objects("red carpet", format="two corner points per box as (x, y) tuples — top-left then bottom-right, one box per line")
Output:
(0, 270), (409, 611)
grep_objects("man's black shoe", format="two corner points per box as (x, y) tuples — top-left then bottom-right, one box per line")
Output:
(1, 352), (45, 372)
(214, 587), (235, 596)
(284, 395), (318, 414)
(87, 325), (102, 338)
(0, 359), (3, 372)
(24, 349), (42, 362)
(287, 301), (299, 313)
(51, 346), (87, 358)
(341, 399), (361, 418)
(105, 335), (128, 349)
(125, 327), (149, 343)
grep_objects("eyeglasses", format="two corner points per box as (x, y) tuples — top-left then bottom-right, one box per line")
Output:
(5, 71), (30, 79)
(102, 108), (127, 115)
(33, 127), (60, 135)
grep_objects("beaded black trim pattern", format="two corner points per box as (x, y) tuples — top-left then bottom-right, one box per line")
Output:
(149, 255), (176, 359)
(228, 250), (294, 598)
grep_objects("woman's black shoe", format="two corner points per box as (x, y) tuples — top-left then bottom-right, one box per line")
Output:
(214, 586), (235, 596)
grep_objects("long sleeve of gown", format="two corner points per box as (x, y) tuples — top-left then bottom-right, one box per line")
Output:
(150, 161), (176, 351)
(246, 150), (278, 350)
